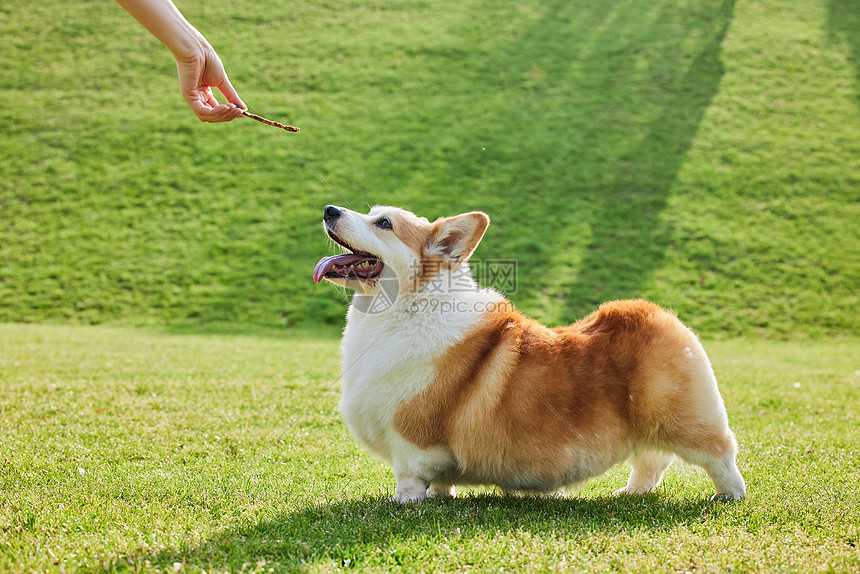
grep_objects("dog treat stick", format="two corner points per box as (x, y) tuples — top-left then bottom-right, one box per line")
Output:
(242, 110), (299, 132)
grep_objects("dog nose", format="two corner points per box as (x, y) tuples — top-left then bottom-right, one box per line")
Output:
(324, 205), (342, 221)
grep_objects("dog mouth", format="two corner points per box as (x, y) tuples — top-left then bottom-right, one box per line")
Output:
(313, 230), (384, 283)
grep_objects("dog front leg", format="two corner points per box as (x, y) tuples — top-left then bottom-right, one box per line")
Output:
(389, 439), (455, 503)
(392, 473), (430, 503)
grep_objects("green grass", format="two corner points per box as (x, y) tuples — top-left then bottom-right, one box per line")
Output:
(1, 324), (858, 573)
(2, 1), (857, 570)
(1, 0), (858, 337)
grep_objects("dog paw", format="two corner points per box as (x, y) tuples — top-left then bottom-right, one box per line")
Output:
(391, 483), (428, 504)
(392, 474), (430, 503)
(614, 485), (652, 496)
(710, 491), (745, 503)
(390, 492), (426, 504)
(427, 484), (456, 499)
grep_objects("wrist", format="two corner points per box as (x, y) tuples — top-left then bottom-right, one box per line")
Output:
(167, 24), (208, 62)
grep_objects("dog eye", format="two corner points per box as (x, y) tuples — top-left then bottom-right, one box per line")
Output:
(376, 217), (393, 230)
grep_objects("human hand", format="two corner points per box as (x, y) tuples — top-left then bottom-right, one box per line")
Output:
(175, 40), (246, 123)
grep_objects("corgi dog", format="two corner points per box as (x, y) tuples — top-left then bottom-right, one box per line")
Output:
(313, 205), (746, 503)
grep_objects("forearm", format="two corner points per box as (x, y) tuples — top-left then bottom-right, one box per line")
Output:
(114, 0), (205, 59)
(115, 0), (246, 122)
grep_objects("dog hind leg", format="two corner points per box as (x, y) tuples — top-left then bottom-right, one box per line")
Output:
(678, 446), (746, 502)
(656, 349), (746, 501)
(704, 453), (746, 502)
(664, 429), (746, 501)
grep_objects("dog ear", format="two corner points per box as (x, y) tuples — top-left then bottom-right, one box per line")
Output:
(426, 212), (490, 266)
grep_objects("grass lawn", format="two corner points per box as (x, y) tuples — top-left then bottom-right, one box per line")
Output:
(2, 0), (858, 568)
(1, 324), (857, 572)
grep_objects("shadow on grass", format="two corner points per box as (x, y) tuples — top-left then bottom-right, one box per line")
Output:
(827, 0), (860, 107)
(561, 0), (735, 319)
(472, 0), (736, 322)
(115, 493), (720, 571)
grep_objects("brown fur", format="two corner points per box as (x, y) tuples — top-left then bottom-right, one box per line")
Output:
(394, 299), (736, 490)
(387, 210), (490, 293)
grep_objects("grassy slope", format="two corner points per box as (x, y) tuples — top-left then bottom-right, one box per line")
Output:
(0, 324), (857, 572)
(0, 0), (858, 337)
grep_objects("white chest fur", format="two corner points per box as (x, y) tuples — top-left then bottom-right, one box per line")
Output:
(339, 287), (503, 462)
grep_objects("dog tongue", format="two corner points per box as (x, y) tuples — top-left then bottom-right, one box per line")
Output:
(313, 254), (376, 283)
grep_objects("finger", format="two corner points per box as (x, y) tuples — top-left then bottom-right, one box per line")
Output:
(200, 86), (219, 109)
(185, 94), (218, 122)
(201, 92), (245, 121)
(190, 89), (241, 123)
(189, 100), (245, 123)
(211, 103), (245, 122)
(222, 103), (247, 121)
(198, 90), (245, 123)
(186, 98), (218, 122)
(217, 77), (246, 112)
(186, 94), (226, 122)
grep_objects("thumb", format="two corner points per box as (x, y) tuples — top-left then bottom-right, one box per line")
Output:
(217, 77), (246, 111)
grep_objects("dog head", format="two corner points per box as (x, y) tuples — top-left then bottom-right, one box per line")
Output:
(313, 205), (490, 297)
